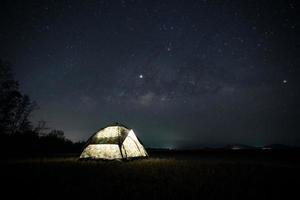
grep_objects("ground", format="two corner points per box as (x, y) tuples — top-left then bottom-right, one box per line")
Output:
(1, 150), (299, 199)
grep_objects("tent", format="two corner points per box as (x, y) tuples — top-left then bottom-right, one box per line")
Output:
(80, 123), (148, 160)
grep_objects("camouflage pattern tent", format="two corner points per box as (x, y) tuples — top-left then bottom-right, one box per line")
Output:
(80, 123), (148, 160)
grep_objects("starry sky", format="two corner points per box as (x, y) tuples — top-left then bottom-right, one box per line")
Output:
(0, 0), (299, 148)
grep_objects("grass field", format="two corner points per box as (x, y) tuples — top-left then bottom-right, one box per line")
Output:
(1, 151), (299, 199)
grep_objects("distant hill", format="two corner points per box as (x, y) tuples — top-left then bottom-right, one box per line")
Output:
(147, 144), (300, 152)
(263, 144), (292, 150)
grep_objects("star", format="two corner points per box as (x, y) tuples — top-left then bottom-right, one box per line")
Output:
(283, 79), (287, 84)
(139, 74), (143, 79)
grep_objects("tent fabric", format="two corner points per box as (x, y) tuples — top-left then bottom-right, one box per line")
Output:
(88, 126), (128, 144)
(80, 124), (148, 160)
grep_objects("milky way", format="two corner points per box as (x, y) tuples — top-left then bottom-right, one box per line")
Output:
(0, 0), (298, 148)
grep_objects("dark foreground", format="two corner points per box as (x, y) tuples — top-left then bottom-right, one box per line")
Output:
(1, 150), (299, 199)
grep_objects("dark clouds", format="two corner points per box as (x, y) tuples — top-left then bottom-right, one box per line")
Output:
(0, 0), (299, 147)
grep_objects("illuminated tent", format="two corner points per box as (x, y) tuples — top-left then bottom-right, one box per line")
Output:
(80, 123), (148, 160)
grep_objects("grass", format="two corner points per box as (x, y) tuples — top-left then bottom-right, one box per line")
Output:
(1, 154), (299, 199)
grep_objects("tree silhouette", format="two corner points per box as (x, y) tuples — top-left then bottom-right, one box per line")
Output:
(0, 59), (84, 157)
(0, 59), (36, 135)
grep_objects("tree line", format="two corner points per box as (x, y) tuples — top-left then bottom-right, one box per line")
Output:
(0, 59), (84, 158)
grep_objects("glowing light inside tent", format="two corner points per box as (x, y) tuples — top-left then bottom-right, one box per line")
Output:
(95, 126), (120, 140)
(80, 144), (122, 160)
(121, 130), (147, 157)
(79, 125), (148, 160)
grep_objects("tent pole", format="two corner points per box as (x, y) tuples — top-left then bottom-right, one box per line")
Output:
(118, 126), (125, 159)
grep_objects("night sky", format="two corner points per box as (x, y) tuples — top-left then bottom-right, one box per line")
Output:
(0, 0), (299, 148)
